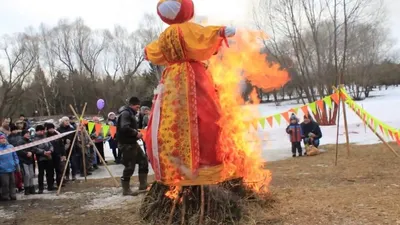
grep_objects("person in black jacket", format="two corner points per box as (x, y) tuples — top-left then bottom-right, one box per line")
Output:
(34, 125), (55, 193)
(117, 97), (148, 196)
(16, 130), (36, 195)
(46, 123), (66, 188)
(57, 117), (78, 181)
(300, 115), (323, 148)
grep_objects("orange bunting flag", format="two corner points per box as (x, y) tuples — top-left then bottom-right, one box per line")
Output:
(109, 126), (117, 138)
(95, 123), (102, 136)
(301, 105), (309, 117)
(282, 111), (290, 124)
(266, 116), (273, 127)
(396, 132), (400, 146)
(81, 119), (88, 125)
(331, 93), (339, 105)
(388, 129), (394, 140)
(340, 92), (347, 100)
(316, 99), (324, 112)
(379, 124), (384, 135)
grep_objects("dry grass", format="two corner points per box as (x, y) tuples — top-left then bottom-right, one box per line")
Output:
(2, 143), (400, 225)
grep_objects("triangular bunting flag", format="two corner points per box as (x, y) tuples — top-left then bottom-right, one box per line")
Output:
(396, 132), (400, 146)
(379, 124), (384, 135)
(301, 105), (309, 117)
(292, 107), (299, 114)
(252, 120), (259, 130)
(95, 123), (102, 136)
(102, 125), (110, 136)
(88, 122), (95, 134)
(273, 114), (281, 125)
(340, 92), (347, 101)
(109, 126), (117, 138)
(331, 93), (340, 105)
(266, 116), (273, 127)
(259, 118), (266, 129)
(373, 118), (378, 132)
(282, 111), (290, 124)
(81, 119), (88, 125)
(388, 129), (394, 140)
(323, 96), (333, 109)
(316, 99), (324, 112)
(383, 125), (389, 138)
(309, 102), (317, 114)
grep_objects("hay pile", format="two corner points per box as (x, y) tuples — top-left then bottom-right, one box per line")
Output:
(139, 178), (274, 225)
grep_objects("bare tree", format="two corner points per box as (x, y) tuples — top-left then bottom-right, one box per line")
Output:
(0, 33), (38, 118)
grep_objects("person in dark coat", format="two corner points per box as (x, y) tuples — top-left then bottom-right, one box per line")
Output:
(300, 115), (323, 148)
(286, 114), (303, 157)
(34, 125), (55, 193)
(46, 123), (66, 188)
(57, 117), (78, 181)
(117, 97), (148, 196)
(16, 130), (36, 195)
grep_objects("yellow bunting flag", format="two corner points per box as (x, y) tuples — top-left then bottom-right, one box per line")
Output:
(373, 118), (378, 132)
(102, 125), (110, 136)
(309, 102), (317, 114)
(323, 96), (333, 109)
(251, 120), (259, 130)
(259, 118), (266, 129)
(273, 114), (281, 125)
(266, 116), (273, 127)
(88, 122), (95, 134)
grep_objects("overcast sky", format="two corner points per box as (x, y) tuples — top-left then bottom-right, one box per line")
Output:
(0, 0), (399, 43)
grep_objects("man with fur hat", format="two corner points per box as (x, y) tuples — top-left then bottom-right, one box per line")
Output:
(117, 96), (148, 196)
(57, 116), (77, 181)
(34, 125), (55, 193)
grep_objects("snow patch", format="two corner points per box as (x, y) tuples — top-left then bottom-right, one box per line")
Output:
(83, 187), (141, 210)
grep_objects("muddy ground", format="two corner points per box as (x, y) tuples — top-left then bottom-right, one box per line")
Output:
(1, 143), (400, 225)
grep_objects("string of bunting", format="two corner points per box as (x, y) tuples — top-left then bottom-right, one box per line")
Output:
(340, 88), (400, 146)
(80, 120), (146, 138)
(253, 92), (344, 129)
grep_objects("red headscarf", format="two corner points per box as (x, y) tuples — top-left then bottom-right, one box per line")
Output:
(157, 0), (194, 25)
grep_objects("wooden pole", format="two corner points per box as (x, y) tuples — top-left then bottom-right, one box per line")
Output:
(57, 129), (79, 195)
(83, 128), (120, 187)
(333, 87), (400, 157)
(57, 103), (87, 195)
(334, 89), (342, 166)
(340, 85), (351, 157)
(69, 104), (88, 182)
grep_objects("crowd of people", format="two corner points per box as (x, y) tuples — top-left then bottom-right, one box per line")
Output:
(0, 105), (151, 201)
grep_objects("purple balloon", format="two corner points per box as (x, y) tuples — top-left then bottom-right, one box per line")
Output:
(97, 99), (105, 110)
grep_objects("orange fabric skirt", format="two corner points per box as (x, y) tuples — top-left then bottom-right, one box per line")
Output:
(144, 61), (222, 182)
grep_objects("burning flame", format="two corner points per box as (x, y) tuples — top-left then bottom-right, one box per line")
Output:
(208, 29), (290, 193)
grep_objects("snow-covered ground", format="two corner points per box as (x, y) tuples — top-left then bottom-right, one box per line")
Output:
(88, 87), (400, 179)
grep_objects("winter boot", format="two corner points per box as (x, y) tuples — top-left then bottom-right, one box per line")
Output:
(121, 178), (138, 196)
(138, 174), (148, 191)
(29, 186), (37, 194)
(24, 188), (30, 195)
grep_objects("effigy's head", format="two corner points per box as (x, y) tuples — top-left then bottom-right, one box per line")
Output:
(157, 0), (194, 25)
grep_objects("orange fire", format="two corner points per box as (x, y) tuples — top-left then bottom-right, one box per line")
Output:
(208, 29), (290, 193)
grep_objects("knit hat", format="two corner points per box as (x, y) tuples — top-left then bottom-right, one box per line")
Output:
(108, 112), (116, 118)
(157, 0), (194, 25)
(10, 124), (18, 131)
(21, 130), (30, 136)
(128, 97), (141, 106)
(0, 133), (6, 139)
(290, 113), (297, 121)
(60, 116), (69, 123)
(35, 125), (45, 132)
(44, 122), (55, 130)
(140, 106), (150, 112)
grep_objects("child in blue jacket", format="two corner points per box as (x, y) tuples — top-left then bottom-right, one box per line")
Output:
(286, 114), (303, 157)
(0, 133), (19, 201)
